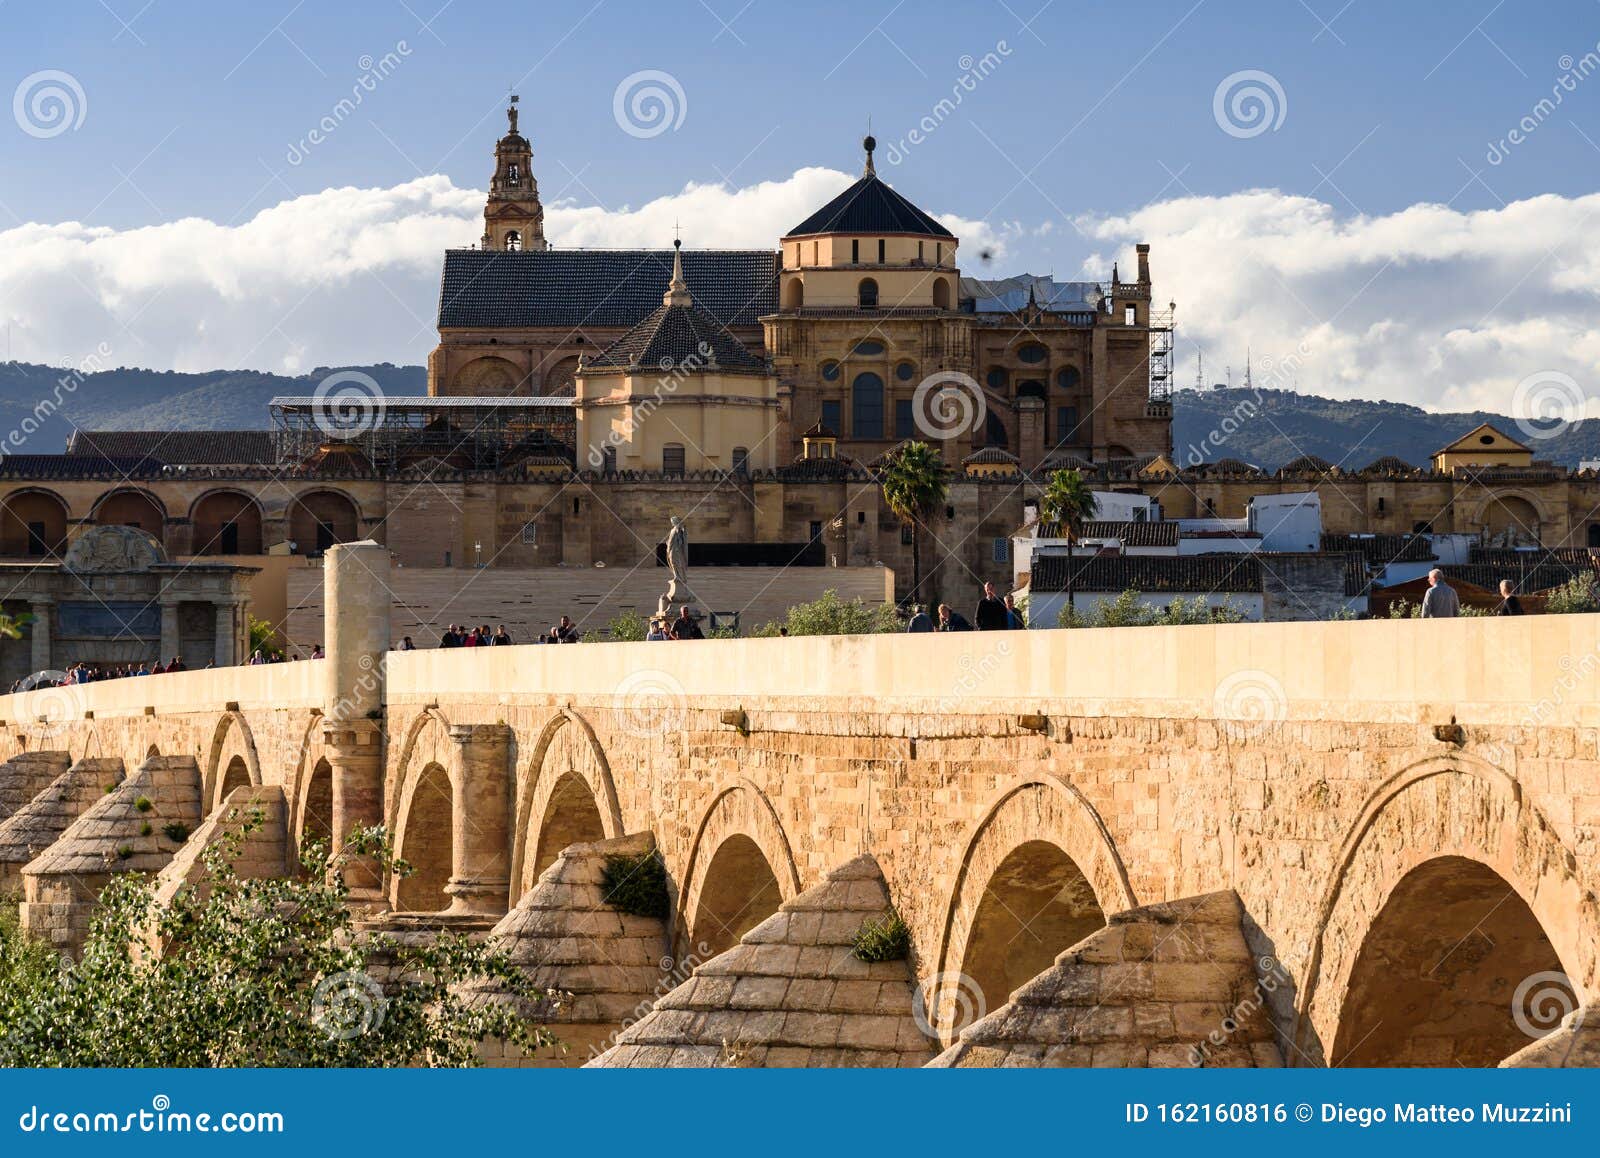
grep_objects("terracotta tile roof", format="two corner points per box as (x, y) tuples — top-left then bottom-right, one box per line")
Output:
(66, 430), (276, 465)
(1277, 454), (1335, 474)
(1360, 454), (1419, 474)
(1443, 561), (1594, 594)
(1321, 532), (1434, 565)
(1030, 553), (1262, 595)
(960, 446), (1020, 466)
(438, 249), (778, 330)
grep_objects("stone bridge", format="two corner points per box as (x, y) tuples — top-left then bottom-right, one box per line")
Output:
(0, 542), (1596, 1068)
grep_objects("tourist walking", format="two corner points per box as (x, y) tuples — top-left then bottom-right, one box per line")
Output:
(1003, 594), (1025, 629)
(1493, 580), (1524, 616)
(670, 606), (703, 640)
(906, 604), (933, 633)
(937, 604), (972, 632)
(975, 582), (1008, 630)
(1420, 569), (1460, 619)
(491, 624), (512, 645)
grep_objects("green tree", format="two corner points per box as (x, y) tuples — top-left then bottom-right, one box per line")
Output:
(878, 441), (948, 610)
(0, 816), (555, 1067)
(248, 614), (283, 660)
(1544, 575), (1600, 614)
(1037, 469), (1097, 610)
(602, 609), (648, 641)
(751, 590), (902, 637)
(1057, 589), (1246, 629)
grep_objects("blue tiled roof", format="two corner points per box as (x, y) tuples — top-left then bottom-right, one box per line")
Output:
(437, 249), (778, 330)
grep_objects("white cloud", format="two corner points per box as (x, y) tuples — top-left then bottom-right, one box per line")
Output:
(1081, 190), (1600, 414)
(0, 168), (1014, 375)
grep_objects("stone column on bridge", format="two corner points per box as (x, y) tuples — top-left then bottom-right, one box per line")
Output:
(323, 540), (392, 908)
(213, 600), (239, 668)
(28, 598), (52, 674)
(158, 596), (180, 664)
(445, 722), (512, 917)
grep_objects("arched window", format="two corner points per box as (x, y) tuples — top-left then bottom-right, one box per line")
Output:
(507, 163), (521, 187)
(857, 278), (878, 309)
(505, 230), (522, 251)
(1016, 380), (1046, 401)
(851, 372), (885, 439)
(782, 278), (803, 309)
(932, 277), (951, 309)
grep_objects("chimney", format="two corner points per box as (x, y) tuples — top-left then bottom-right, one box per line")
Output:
(1136, 243), (1151, 285)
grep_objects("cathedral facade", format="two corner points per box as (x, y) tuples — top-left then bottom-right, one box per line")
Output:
(429, 104), (1174, 471)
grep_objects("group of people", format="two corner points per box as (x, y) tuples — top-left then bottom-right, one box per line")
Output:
(246, 645), (323, 664)
(645, 606), (705, 640)
(431, 623), (520, 648)
(1420, 570), (1527, 618)
(9, 657), (192, 692)
(906, 582), (1026, 633)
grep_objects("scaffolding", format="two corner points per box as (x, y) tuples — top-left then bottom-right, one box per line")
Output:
(268, 396), (577, 471)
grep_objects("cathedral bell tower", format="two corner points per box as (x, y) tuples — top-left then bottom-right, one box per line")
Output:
(481, 95), (547, 252)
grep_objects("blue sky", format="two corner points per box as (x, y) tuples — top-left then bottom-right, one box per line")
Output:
(3, 0), (1600, 412)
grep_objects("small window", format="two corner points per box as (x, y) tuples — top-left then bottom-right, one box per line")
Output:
(894, 398), (914, 439)
(1018, 343), (1048, 364)
(895, 362), (916, 382)
(662, 444), (686, 475)
(601, 446), (617, 474)
(821, 360), (841, 381)
(900, 524), (914, 545)
(809, 520), (823, 541)
(812, 240), (818, 264)
(857, 510), (867, 524)
(992, 537), (1009, 564)
(507, 163), (521, 187)
(1376, 496), (1386, 514)
(505, 230), (522, 251)
(1056, 366), (1081, 390)
(917, 240), (924, 262)
(851, 239), (860, 263)
(985, 367), (1008, 390)
(877, 238), (886, 263)
(858, 278), (879, 308)
(1057, 406), (1079, 443)
(852, 339), (885, 356)
(821, 400), (842, 433)
(936, 242), (943, 264)
(732, 446), (749, 475)
(521, 521), (538, 545)
(1124, 304), (1136, 325)
(572, 497), (581, 514)
(1479, 434), (1495, 445)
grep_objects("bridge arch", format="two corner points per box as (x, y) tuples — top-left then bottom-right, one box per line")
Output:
(510, 710), (623, 899)
(388, 708), (458, 912)
(678, 779), (802, 960)
(933, 776), (1135, 1042)
(288, 715), (333, 861)
(202, 711), (261, 811)
(1295, 756), (1594, 1067)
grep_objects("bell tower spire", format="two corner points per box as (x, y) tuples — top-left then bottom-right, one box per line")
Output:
(481, 92), (547, 252)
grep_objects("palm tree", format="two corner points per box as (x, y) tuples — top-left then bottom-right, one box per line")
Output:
(1038, 468), (1097, 610)
(879, 441), (949, 610)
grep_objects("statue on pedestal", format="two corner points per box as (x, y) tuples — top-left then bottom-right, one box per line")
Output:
(658, 516), (694, 618)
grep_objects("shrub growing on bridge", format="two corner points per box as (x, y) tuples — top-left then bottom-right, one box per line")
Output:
(601, 850), (670, 919)
(0, 816), (557, 1067)
(751, 589), (903, 637)
(1057, 589), (1247, 629)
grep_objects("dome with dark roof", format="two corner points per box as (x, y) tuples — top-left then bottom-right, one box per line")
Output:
(1278, 454), (1335, 474)
(584, 242), (767, 376)
(1362, 454), (1418, 474)
(784, 138), (954, 240)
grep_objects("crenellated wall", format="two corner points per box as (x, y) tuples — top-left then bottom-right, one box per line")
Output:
(0, 543), (1596, 1067)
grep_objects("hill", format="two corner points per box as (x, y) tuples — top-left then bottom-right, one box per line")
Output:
(0, 362), (427, 453)
(1171, 387), (1600, 471)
